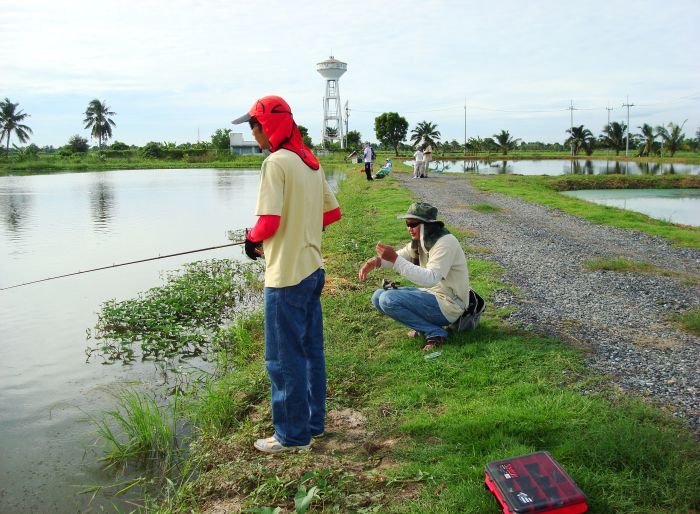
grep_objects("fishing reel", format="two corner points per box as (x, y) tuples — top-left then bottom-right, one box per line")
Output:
(381, 279), (400, 290)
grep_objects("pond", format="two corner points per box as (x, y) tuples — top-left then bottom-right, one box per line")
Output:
(0, 168), (343, 513)
(561, 188), (700, 226)
(403, 159), (700, 176)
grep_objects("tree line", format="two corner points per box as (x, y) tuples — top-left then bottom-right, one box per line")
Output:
(362, 113), (698, 157)
(2, 97), (699, 160)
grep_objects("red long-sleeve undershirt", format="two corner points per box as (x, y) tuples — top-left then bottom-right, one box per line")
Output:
(247, 207), (342, 242)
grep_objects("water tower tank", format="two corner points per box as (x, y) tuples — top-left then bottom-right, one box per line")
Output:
(317, 55), (347, 149)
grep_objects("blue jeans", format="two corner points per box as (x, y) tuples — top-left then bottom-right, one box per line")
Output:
(371, 287), (450, 339)
(264, 268), (326, 446)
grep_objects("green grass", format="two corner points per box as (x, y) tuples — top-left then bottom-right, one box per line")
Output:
(471, 174), (700, 248)
(671, 307), (700, 337)
(95, 167), (698, 512)
(470, 202), (504, 214)
(94, 388), (178, 464)
(583, 256), (657, 273)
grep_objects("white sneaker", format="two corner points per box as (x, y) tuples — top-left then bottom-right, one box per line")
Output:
(253, 435), (310, 454)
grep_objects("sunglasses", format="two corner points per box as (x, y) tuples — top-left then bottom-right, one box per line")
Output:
(405, 221), (422, 228)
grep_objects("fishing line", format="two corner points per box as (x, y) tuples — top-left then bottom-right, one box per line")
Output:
(1, 241), (245, 291)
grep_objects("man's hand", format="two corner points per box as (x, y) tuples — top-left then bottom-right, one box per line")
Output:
(358, 256), (380, 281)
(244, 231), (263, 260)
(375, 242), (398, 263)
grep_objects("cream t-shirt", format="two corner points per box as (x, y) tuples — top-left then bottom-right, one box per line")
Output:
(255, 149), (339, 288)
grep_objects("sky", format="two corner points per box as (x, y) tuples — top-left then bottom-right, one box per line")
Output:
(1, 0), (699, 148)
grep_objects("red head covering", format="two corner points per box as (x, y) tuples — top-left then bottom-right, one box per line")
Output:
(245, 95), (319, 170)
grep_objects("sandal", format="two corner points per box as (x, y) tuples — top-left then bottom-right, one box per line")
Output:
(407, 329), (420, 338)
(422, 336), (446, 352)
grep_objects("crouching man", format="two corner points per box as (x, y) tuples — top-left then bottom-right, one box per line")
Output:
(358, 202), (469, 352)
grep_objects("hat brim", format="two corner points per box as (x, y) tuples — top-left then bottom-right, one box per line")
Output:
(231, 113), (251, 125)
(397, 214), (437, 222)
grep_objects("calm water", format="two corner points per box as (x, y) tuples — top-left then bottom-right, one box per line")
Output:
(0, 168), (342, 513)
(562, 189), (700, 226)
(407, 159), (700, 175)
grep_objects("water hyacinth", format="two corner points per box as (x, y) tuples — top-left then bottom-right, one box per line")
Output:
(86, 259), (264, 363)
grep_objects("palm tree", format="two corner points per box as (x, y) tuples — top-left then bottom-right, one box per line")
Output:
(656, 121), (686, 157)
(410, 121), (441, 147)
(599, 122), (627, 156)
(637, 123), (658, 157)
(83, 99), (116, 151)
(0, 98), (33, 157)
(565, 125), (594, 156)
(492, 130), (520, 156)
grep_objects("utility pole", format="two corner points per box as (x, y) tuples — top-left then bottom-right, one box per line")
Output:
(622, 95), (634, 157)
(463, 98), (467, 156)
(344, 101), (349, 149)
(605, 105), (613, 158)
(567, 100), (577, 156)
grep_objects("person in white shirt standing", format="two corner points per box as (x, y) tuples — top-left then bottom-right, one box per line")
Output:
(362, 143), (374, 181)
(358, 202), (469, 352)
(421, 142), (432, 178)
(413, 146), (424, 179)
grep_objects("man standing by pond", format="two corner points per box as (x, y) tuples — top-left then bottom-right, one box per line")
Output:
(358, 202), (469, 352)
(363, 142), (374, 181)
(233, 95), (341, 453)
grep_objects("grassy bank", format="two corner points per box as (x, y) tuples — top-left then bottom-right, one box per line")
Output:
(0, 154), (266, 173)
(2, 149), (700, 174)
(469, 174), (700, 249)
(377, 150), (700, 165)
(125, 168), (700, 513)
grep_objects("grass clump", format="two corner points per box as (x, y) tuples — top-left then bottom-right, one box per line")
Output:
(583, 256), (657, 273)
(470, 202), (504, 214)
(94, 388), (178, 464)
(671, 307), (700, 337)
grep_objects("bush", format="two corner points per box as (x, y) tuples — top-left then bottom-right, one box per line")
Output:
(142, 141), (164, 158)
(66, 134), (90, 154)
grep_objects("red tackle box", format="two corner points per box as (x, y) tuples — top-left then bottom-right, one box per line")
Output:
(484, 451), (588, 514)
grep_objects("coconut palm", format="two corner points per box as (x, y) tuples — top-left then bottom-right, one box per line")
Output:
(410, 121), (441, 147)
(83, 99), (116, 150)
(637, 123), (659, 157)
(599, 122), (627, 156)
(492, 130), (520, 155)
(565, 125), (595, 156)
(0, 98), (33, 157)
(656, 121), (686, 157)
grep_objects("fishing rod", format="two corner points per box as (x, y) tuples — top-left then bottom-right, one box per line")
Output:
(0, 241), (245, 291)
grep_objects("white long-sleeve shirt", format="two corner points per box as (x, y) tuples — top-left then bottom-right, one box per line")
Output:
(379, 230), (469, 321)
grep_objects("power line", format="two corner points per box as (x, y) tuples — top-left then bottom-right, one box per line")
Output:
(349, 93), (698, 117)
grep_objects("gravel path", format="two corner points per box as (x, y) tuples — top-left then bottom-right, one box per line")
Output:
(397, 173), (700, 429)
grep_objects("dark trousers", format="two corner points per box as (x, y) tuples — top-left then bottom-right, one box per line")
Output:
(364, 162), (373, 181)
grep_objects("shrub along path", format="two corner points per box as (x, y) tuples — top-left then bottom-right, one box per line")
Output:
(399, 172), (699, 428)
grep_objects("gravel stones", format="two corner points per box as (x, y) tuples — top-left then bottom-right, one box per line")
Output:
(398, 173), (700, 429)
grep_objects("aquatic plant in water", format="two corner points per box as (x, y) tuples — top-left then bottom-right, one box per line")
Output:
(86, 259), (264, 363)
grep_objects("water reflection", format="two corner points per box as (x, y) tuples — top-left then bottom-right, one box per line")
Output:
(0, 188), (32, 236)
(415, 159), (700, 176)
(89, 177), (115, 231)
(563, 188), (700, 226)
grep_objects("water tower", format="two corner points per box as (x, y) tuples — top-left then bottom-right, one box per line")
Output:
(316, 55), (347, 149)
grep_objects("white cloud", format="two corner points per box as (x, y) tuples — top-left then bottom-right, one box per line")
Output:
(1, 0), (698, 146)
